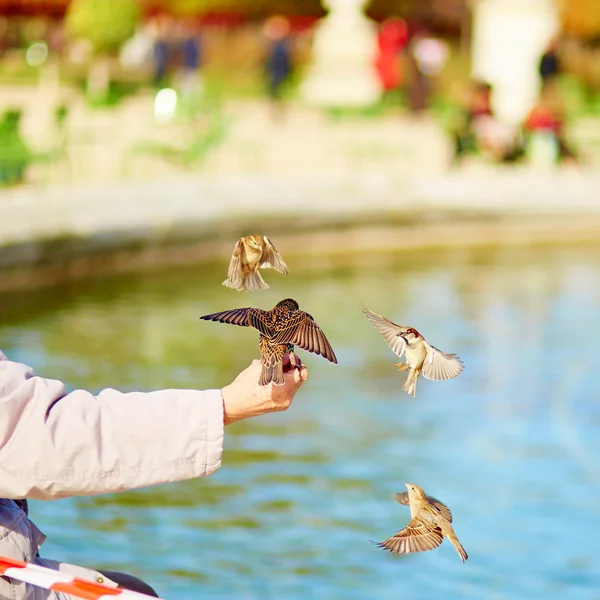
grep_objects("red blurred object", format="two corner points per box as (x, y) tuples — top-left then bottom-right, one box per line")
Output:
(198, 11), (246, 28)
(0, 0), (68, 17)
(286, 14), (320, 33)
(524, 106), (561, 134)
(374, 18), (408, 91)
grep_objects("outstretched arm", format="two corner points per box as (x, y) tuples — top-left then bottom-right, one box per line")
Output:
(0, 350), (306, 500)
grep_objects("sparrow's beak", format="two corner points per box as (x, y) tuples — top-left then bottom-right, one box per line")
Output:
(404, 482), (412, 490)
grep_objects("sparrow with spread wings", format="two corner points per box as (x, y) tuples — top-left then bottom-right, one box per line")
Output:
(374, 483), (468, 563)
(222, 235), (289, 292)
(200, 298), (337, 386)
(362, 307), (463, 398)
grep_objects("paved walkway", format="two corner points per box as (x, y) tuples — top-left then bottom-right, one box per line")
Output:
(1, 165), (599, 248)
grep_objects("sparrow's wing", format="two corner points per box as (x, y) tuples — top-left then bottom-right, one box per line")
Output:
(260, 236), (289, 275)
(421, 343), (464, 381)
(375, 516), (443, 555)
(362, 307), (407, 357)
(273, 311), (337, 364)
(393, 492), (410, 506)
(222, 239), (244, 290)
(426, 497), (453, 523)
(200, 307), (252, 327)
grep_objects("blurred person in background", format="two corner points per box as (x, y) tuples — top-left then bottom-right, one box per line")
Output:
(152, 16), (172, 86)
(180, 20), (203, 98)
(374, 18), (408, 103)
(120, 22), (155, 73)
(451, 80), (522, 166)
(539, 36), (561, 84)
(404, 27), (432, 114)
(0, 350), (307, 599)
(263, 15), (293, 120)
(523, 79), (578, 166)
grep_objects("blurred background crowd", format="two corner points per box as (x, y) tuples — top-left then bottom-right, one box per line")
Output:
(0, 0), (599, 186)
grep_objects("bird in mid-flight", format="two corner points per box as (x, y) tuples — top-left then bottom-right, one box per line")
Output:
(200, 298), (337, 385)
(362, 307), (463, 397)
(374, 483), (468, 563)
(222, 235), (289, 292)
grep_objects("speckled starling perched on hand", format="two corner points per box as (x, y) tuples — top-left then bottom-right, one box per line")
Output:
(223, 235), (289, 292)
(200, 298), (337, 386)
(375, 483), (468, 563)
(362, 307), (463, 398)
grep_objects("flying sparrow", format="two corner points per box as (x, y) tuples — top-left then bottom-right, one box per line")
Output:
(223, 235), (289, 292)
(374, 483), (468, 563)
(362, 307), (463, 398)
(200, 298), (337, 386)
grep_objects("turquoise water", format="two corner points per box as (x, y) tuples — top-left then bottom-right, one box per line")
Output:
(1, 244), (600, 600)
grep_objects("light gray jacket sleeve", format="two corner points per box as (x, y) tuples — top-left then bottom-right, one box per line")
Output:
(0, 350), (224, 500)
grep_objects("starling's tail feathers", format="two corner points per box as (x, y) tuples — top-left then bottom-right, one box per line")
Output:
(259, 359), (285, 386)
(403, 371), (418, 397)
(245, 271), (269, 292)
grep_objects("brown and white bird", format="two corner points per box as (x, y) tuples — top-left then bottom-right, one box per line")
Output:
(362, 307), (463, 398)
(375, 483), (468, 563)
(223, 235), (289, 292)
(200, 298), (337, 386)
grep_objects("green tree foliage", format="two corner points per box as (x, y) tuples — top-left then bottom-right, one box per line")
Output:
(559, 0), (600, 39)
(0, 109), (31, 186)
(65, 0), (140, 54)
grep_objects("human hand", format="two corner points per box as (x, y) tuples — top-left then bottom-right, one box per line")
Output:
(220, 354), (308, 425)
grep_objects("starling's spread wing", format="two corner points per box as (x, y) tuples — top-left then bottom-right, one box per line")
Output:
(393, 492), (453, 522)
(376, 517), (443, 555)
(273, 311), (337, 364)
(222, 239), (244, 290)
(421, 343), (464, 381)
(260, 237), (289, 275)
(200, 307), (252, 327)
(362, 307), (407, 358)
(247, 308), (275, 336)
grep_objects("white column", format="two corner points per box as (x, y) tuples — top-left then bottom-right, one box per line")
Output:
(471, 0), (559, 125)
(301, 0), (381, 107)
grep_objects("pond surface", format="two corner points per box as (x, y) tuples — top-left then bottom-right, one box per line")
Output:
(1, 243), (600, 600)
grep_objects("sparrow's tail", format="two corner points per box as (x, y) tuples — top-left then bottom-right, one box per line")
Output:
(222, 277), (240, 290)
(403, 370), (418, 398)
(448, 533), (468, 563)
(245, 270), (269, 292)
(259, 358), (285, 386)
